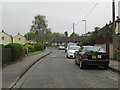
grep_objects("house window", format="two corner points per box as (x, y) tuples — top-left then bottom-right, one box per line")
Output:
(18, 38), (21, 41)
(1, 37), (4, 40)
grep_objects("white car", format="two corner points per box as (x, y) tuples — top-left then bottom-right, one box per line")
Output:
(65, 42), (77, 52)
(58, 45), (65, 50)
(67, 46), (80, 58)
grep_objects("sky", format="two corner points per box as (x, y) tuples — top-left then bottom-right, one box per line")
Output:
(1, 0), (120, 36)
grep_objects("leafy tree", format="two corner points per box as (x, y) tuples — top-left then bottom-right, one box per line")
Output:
(24, 32), (35, 40)
(88, 27), (99, 45)
(70, 32), (79, 37)
(52, 32), (64, 37)
(30, 15), (49, 43)
(25, 14), (65, 43)
(64, 31), (68, 37)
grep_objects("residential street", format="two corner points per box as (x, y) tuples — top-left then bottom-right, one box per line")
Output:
(20, 49), (118, 88)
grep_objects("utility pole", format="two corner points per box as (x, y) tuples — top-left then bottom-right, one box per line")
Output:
(82, 20), (87, 35)
(112, 0), (116, 59)
(73, 23), (75, 43)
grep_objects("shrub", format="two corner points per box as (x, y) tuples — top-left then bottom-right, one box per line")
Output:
(4, 43), (23, 61)
(34, 43), (44, 51)
(24, 44), (35, 53)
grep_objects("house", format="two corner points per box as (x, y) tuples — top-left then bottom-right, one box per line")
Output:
(0, 30), (13, 45)
(13, 33), (27, 45)
(95, 17), (120, 59)
(115, 17), (120, 35)
(51, 36), (89, 46)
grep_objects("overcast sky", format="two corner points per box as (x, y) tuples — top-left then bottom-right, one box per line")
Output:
(1, 0), (120, 36)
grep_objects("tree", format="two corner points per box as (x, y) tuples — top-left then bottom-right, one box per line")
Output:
(64, 31), (68, 37)
(30, 15), (48, 43)
(52, 32), (64, 37)
(70, 32), (79, 37)
(24, 32), (35, 41)
(88, 27), (99, 45)
(25, 14), (65, 43)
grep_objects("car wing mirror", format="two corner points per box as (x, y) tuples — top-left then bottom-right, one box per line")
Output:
(75, 51), (79, 54)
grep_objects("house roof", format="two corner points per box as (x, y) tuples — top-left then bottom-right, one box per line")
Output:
(116, 18), (120, 22)
(0, 30), (12, 37)
(51, 36), (89, 43)
(14, 33), (25, 38)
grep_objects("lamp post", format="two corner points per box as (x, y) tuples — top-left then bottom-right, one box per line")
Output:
(82, 20), (87, 35)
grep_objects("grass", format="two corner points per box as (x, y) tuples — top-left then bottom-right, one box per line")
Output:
(27, 50), (43, 56)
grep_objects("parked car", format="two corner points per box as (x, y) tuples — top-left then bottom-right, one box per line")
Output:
(67, 46), (80, 58)
(58, 45), (65, 50)
(74, 46), (109, 70)
(65, 42), (77, 52)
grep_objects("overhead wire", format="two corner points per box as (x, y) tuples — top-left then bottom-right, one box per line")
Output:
(65, 0), (100, 34)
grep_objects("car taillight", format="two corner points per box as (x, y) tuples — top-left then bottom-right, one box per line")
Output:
(82, 53), (88, 59)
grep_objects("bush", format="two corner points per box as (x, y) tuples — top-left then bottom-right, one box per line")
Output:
(24, 44), (35, 53)
(4, 43), (23, 61)
(34, 43), (44, 51)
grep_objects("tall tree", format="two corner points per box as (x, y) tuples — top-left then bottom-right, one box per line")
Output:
(30, 15), (48, 43)
(70, 32), (79, 37)
(64, 31), (68, 37)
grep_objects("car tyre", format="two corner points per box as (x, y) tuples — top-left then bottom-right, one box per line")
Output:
(103, 65), (108, 70)
(66, 55), (69, 58)
(79, 60), (84, 69)
(75, 57), (77, 64)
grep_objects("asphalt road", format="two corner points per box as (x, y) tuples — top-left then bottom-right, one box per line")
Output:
(20, 49), (118, 88)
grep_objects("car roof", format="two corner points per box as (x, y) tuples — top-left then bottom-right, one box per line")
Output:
(69, 46), (80, 47)
(82, 46), (102, 48)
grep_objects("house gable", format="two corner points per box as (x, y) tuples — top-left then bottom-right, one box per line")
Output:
(0, 31), (12, 45)
(13, 33), (27, 45)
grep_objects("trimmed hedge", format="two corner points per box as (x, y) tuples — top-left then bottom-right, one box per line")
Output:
(4, 43), (23, 61)
(34, 43), (44, 51)
(24, 44), (35, 53)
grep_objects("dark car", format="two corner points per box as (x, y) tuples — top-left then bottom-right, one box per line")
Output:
(74, 46), (109, 70)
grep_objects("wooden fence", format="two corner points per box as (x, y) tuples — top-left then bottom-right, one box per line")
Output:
(2, 48), (11, 65)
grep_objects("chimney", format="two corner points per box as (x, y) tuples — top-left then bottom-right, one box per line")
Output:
(106, 23), (108, 26)
(109, 21), (111, 24)
(2, 30), (4, 32)
(117, 16), (119, 19)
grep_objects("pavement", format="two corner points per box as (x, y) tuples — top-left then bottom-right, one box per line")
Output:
(109, 59), (119, 73)
(2, 48), (52, 88)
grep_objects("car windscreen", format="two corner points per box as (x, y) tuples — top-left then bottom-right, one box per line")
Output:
(84, 47), (105, 52)
(69, 46), (80, 50)
(67, 43), (77, 47)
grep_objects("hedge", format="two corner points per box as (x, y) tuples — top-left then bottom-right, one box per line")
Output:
(34, 43), (44, 51)
(4, 43), (23, 61)
(24, 44), (35, 53)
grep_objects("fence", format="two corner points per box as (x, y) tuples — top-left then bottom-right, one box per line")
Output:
(0, 48), (2, 65)
(2, 48), (11, 65)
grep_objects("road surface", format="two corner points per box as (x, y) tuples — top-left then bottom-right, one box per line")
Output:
(20, 49), (118, 88)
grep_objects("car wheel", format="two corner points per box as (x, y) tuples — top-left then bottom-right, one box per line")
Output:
(79, 60), (84, 69)
(75, 57), (77, 64)
(103, 65), (108, 70)
(66, 55), (69, 58)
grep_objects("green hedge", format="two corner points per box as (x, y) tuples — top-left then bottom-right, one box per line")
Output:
(4, 43), (23, 61)
(24, 44), (35, 53)
(34, 43), (44, 51)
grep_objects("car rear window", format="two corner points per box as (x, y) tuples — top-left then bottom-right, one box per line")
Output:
(84, 47), (105, 52)
(69, 46), (80, 50)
